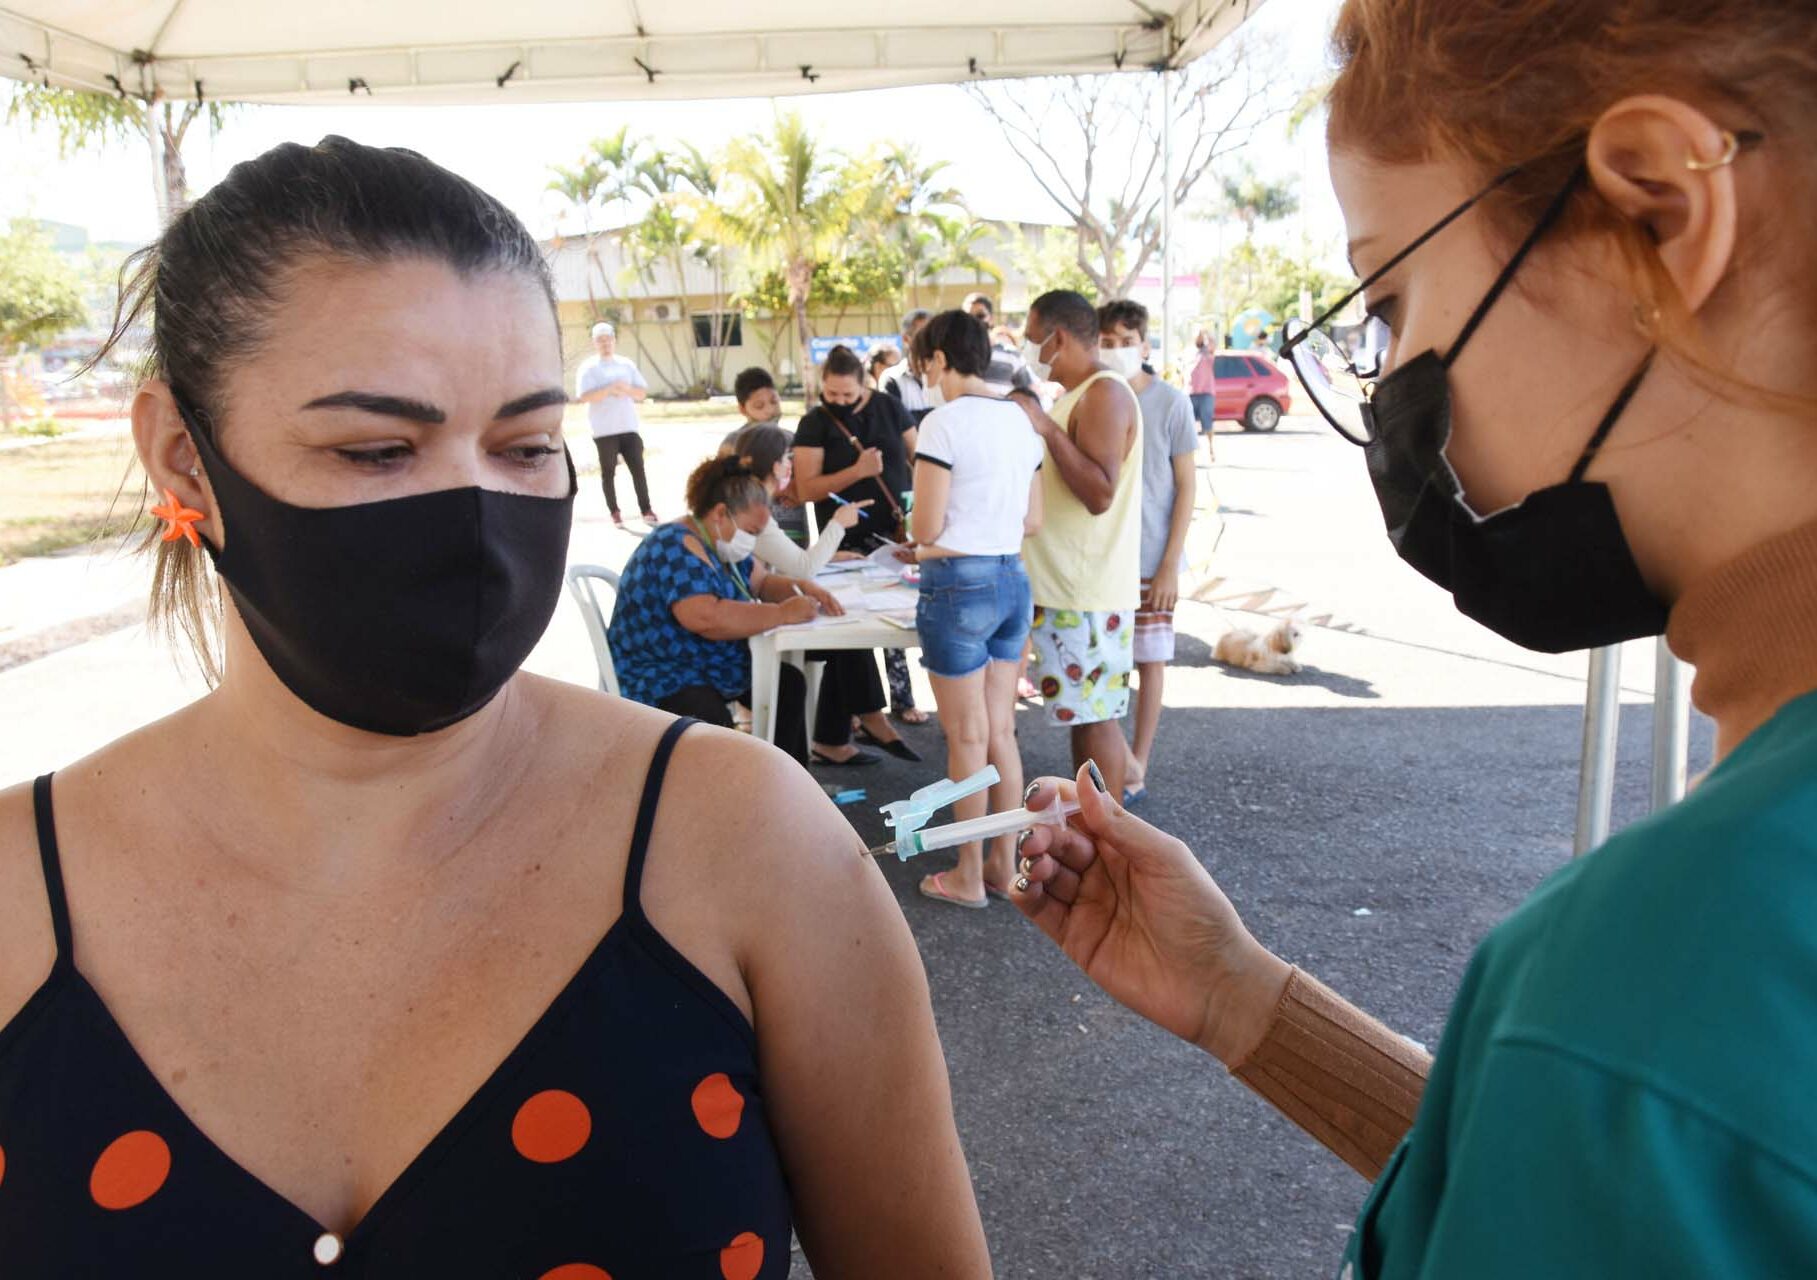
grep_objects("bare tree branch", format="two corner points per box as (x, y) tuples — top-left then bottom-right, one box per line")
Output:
(965, 34), (1291, 303)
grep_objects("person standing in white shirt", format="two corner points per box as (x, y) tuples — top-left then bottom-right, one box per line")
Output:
(574, 321), (654, 526)
(908, 310), (1046, 908)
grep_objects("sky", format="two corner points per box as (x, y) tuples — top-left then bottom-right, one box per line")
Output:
(1, 0), (1345, 273)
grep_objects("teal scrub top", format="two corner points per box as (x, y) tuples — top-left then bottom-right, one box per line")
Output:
(1344, 688), (1817, 1278)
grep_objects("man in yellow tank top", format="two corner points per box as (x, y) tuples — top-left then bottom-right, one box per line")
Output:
(1010, 290), (1145, 803)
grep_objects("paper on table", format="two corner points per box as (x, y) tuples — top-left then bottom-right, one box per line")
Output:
(860, 586), (919, 612)
(866, 543), (911, 571)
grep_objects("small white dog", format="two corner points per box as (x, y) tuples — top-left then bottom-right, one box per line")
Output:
(1214, 619), (1303, 676)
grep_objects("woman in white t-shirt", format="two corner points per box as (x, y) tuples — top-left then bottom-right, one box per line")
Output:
(909, 310), (1046, 908)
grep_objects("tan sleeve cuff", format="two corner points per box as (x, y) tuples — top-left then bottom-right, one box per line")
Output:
(1228, 967), (1432, 1179)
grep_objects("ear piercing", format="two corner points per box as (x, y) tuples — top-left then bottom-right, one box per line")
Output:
(151, 489), (204, 547)
(1685, 129), (1761, 172)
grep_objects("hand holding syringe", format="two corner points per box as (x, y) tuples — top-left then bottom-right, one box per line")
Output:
(865, 766), (1081, 860)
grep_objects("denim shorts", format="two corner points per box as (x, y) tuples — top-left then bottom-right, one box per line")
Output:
(916, 554), (1033, 678)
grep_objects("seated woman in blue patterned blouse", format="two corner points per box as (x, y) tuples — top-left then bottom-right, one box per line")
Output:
(608, 456), (840, 763)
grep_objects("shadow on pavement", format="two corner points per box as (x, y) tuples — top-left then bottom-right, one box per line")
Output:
(792, 699), (1713, 1278)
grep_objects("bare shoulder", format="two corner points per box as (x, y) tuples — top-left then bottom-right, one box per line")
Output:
(660, 722), (868, 880)
(641, 719), (890, 961)
(0, 778), (57, 1030)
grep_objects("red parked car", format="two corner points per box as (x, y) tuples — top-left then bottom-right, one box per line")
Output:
(1212, 351), (1291, 432)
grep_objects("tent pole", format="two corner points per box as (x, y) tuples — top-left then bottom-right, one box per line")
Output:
(1574, 645), (1623, 856)
(1650, 637), (1691, 810)
(1159, 68), (1175, 379)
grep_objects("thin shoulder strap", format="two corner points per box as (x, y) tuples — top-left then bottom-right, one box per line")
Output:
(622, 717), (696, 913)
(30, 774), (74, 967)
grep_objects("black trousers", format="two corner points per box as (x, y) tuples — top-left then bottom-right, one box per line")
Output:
(809, 650), (886, 746)
(593, 432), (652, 516)
(656, 664), (808, 765)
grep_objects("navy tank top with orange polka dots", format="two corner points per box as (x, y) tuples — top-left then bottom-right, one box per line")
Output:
(0, 718), (794, 1277)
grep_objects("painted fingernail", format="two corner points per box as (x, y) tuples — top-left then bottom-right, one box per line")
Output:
(1018, 856), (1034, 876)
(1023, 780), (1041, 803)
(1014, 876), (1030, 892)
(1016, 829), (1032, 852)
(1086, 759), (1108, 794)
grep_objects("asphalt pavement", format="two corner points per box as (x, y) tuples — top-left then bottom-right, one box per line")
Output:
(0, 411), (1713, 1277)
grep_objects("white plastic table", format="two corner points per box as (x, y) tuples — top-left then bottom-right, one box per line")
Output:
(747, 571), (921, 745)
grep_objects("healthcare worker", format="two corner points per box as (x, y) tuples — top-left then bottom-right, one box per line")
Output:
(1013, 0), (1817, 1274)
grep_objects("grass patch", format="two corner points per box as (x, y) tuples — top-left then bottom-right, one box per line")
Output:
(0, 416), (71, 439)
(0, 431), (147, 566)
(0, 399), (797, 567)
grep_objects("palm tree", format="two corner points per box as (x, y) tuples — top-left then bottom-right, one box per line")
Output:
(925, 213), (1003, 296)
(708, 112), (875, 395)
(625, 143), (735, 394)
(546, 127), (649, 322)
(1219, 166), (1299, 241)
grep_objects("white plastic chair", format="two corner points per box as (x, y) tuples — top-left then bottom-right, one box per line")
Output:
(566, 563), (622, 696)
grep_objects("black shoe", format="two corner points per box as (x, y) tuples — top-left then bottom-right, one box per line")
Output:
(855, 727), (923, 763)
(810, 747), (882, 768)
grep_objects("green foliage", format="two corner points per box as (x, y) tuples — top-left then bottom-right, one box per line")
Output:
(733, 242), (908, 315)
(1204, 241), (1353, 326)
(1218, 165), (1300, 238)
(1008, 227), (1099, 299)
(0, 220), (87, 354)
(5, 82), (142, 153)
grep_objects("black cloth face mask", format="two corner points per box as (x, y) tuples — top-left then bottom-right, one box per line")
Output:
(1347, 167), (1669, 653)
(180, 400), (577, 735)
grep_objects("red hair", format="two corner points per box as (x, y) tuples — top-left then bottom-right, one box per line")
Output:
(1327, 0), (1816, 401)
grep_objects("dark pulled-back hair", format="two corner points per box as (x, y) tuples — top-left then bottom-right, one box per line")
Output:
(1029, 290), (1100, 346)
(1098, 299), (1149, 338)
(821, 344), (865, 381)
(107, 135), (554, 436)
(912, 309), (993, 377)
(684, 454), (768, 518)
(96, 135), (558, 680)
(733, 366), (776, 405)
(731, 423), (793, 479)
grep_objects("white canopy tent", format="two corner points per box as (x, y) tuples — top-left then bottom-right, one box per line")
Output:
(0, 1), (1260, 104)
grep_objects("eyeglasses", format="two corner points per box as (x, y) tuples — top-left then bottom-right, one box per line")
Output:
(1281, 165), (1521, 446)
(1282, 130), (1763, 447)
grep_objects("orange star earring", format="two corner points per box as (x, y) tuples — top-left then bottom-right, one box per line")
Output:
(150, 488), (205, 547)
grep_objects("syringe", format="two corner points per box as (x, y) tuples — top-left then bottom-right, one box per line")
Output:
(866, 793), (1081, 861)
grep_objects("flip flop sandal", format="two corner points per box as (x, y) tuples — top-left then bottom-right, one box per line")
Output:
(982, 880), (1014, 902)
(1122, 785), (1148, 809)
(892, 707), (931, 725)
(919, 872), (988, 909)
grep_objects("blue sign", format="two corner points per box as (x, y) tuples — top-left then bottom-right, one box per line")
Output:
(808, 335), (899, 364)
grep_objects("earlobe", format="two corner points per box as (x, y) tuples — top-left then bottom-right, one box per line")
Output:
(132, 381), (213, 538)
(1585, 95), (1743, 316)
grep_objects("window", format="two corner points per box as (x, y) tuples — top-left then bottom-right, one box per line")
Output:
(1245, 356), (1274, 377)
(1213, 356), (1249, 379)
(692, 312), (743, 348)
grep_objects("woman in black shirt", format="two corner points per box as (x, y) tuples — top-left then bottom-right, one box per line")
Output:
(792, 345), (930, 742)
(794, 345), (918, 552)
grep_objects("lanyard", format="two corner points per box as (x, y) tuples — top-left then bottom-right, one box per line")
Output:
(690, 518), (754, 600)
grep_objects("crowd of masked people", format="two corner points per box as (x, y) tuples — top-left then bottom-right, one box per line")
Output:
(602, 290), (1210, 909)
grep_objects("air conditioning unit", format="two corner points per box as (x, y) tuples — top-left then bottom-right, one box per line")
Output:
(639, 299), (682, 323)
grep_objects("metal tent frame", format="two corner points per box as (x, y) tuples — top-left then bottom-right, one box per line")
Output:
(1575, 639), (1693, 855)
